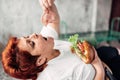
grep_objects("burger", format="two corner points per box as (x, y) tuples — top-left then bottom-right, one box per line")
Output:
(68, 34), (95, 64)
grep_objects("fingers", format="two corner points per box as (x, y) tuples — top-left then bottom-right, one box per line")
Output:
(77, 42), (84, 52)
(48, 0), (54, 6)
(39, 0), (47, 11)
(42, 0), (49, 8)
(39, 0), (55, 10)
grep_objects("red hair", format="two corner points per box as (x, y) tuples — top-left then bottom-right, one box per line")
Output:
(2, 37), (47, 80)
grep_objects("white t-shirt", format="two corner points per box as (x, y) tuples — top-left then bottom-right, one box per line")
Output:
(37, 25), (95, 80)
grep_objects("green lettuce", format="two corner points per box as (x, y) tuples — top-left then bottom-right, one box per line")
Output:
(68, 34), (79, 49)
(68, 34), (86, 59)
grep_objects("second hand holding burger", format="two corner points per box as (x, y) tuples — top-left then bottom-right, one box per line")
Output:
(68, 34), (95, 64)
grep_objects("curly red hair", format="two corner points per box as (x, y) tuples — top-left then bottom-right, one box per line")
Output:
(2, 37), (47, 80)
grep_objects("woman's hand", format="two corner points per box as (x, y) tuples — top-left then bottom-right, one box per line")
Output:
(41, 4), (60, 25)
(40, 3), (60, 34)
(39, 0), (55, 11)
(91, 47), (105, 80)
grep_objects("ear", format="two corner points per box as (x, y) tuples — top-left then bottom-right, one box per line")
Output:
(36, 56), (47, 66)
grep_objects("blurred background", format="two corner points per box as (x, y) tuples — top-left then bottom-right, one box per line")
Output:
(0, 0), (120, 79)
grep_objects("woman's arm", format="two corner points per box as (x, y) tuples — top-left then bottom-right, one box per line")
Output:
(40, 0), (60, 35)
(91, 47), (105, 80)
(46, 4), (60, 34)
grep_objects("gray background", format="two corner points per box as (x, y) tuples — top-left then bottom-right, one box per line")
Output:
(0, 0), (112, 79)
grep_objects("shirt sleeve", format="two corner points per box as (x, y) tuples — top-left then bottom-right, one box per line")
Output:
(72, 63), (95, 80)
(40, 25), (59, 39)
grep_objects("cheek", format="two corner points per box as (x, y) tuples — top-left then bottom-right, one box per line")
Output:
(32, 44), (44, 55)
(36, 41), (46, 51)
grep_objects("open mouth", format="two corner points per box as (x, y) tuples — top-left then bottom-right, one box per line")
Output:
(43, 37), (47, 41)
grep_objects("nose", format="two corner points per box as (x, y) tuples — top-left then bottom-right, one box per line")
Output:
(30, 33), (38, 38)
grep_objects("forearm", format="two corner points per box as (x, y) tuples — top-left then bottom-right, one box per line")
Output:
(94, 66), (105, 80)
(92, 59), (105, 80)
(47, 4), (60, 34)
(91, 47), (105, 80)
(40, 3), (60, 35)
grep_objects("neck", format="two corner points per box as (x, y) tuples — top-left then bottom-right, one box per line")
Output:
(47, 49), (60, 61)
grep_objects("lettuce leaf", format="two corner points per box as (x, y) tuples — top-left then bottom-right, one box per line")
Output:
(68, 34), (86, 59)
(68, 34), (79, 49)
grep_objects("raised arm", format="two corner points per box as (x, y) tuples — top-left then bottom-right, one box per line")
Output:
(39, 0), (60, 35)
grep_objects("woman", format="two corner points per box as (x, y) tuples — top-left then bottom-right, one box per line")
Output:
(2, 0), (105, 80)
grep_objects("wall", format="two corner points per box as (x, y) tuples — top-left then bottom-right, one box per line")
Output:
(0, 0), (42, 45)
(0, 0), (112, 44)
(96, 0), (112, 31)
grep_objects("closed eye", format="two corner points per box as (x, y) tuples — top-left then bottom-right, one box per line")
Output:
(24, 36), (29, 39)
(26, 40), (35, 48)
(43, 37), (47, 40)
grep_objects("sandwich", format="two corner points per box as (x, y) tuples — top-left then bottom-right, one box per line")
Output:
(68, 34), (95, 64)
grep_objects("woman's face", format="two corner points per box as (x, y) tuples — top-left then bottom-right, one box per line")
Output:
(17, 33), (54, 56)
